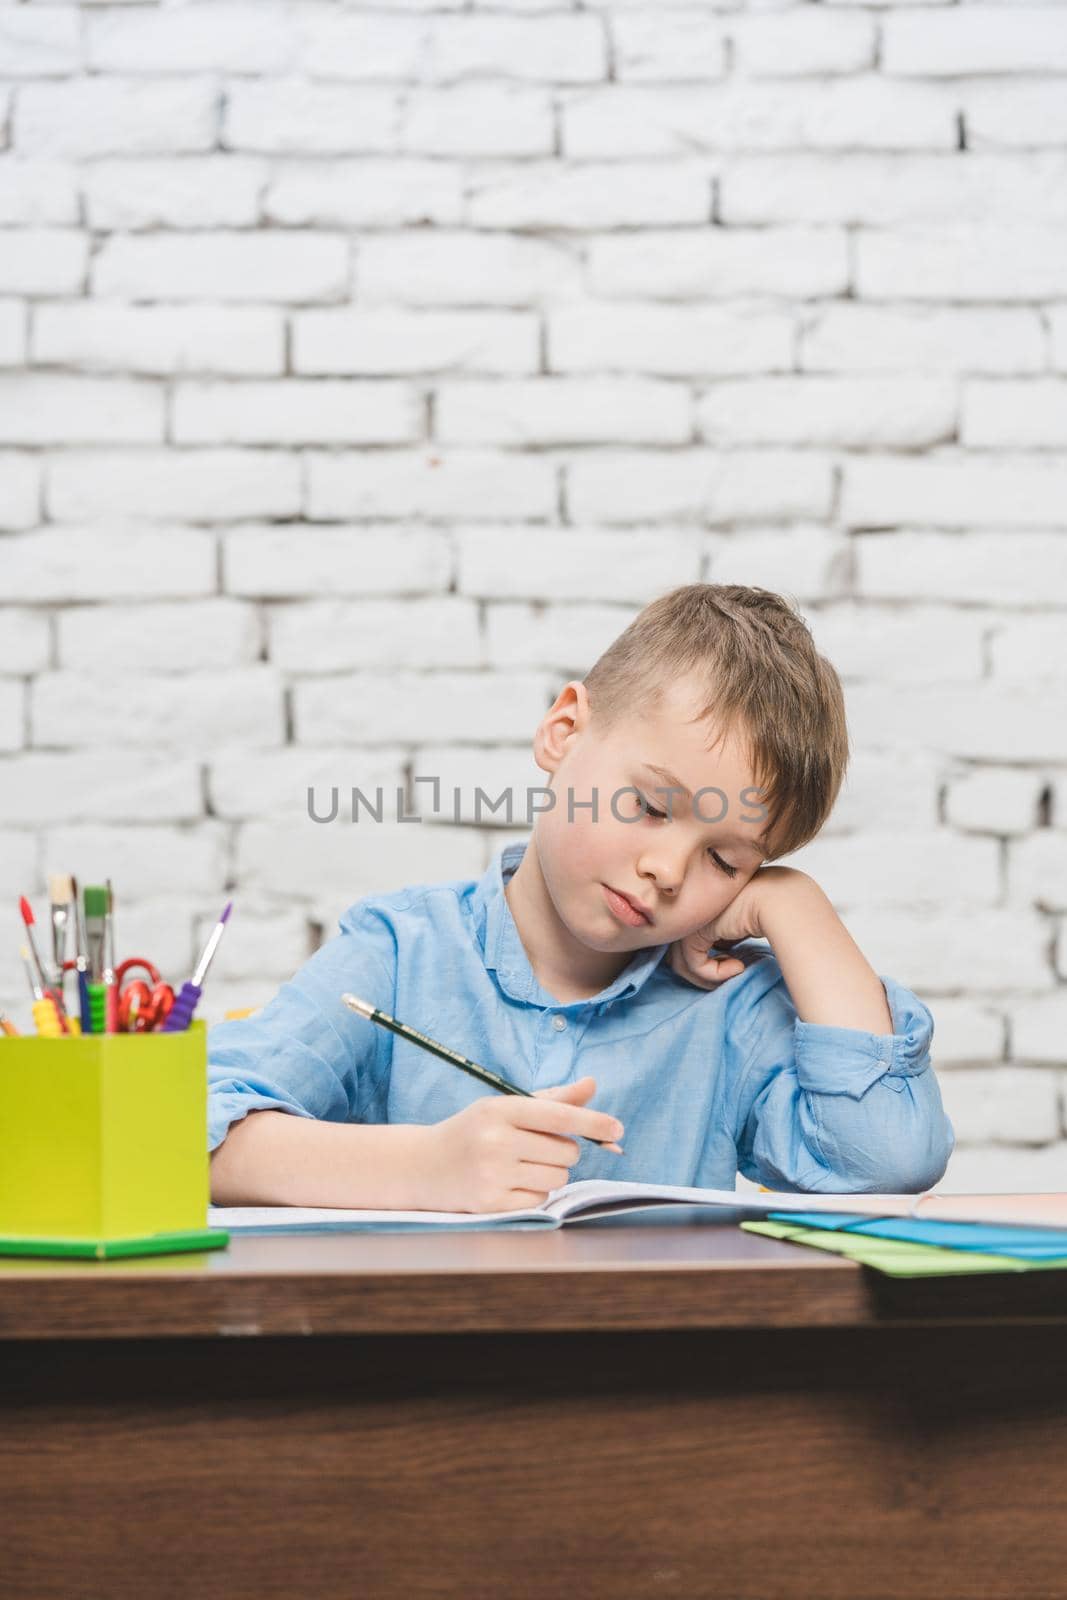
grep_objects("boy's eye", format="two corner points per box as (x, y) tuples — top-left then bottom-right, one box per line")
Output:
(637, 794), (739, 879)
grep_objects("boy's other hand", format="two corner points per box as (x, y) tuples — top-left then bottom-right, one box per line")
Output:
(416, 1076), (624, 1214)
(667, 867), (804, 992)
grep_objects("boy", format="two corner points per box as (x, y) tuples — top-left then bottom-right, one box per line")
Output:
(208, 583), (954, 1210)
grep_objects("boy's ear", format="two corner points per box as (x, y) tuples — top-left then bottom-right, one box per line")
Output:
(533, 680), (591, 775)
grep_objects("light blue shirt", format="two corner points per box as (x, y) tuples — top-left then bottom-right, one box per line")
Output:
(206, 841), (955, 1194)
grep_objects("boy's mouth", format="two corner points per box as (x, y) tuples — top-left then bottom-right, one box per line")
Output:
(602, 885), (655, 927)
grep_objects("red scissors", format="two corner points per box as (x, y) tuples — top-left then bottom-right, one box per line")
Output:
(114, 959), (175, 1032)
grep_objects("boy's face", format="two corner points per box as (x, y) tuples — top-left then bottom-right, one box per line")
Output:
(532, 675), (771, 954)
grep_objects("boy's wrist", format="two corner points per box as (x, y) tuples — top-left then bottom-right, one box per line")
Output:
(750, 866), (821, 943)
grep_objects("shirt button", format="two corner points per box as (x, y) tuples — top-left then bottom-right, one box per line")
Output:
(552, 1015), (567, 1031)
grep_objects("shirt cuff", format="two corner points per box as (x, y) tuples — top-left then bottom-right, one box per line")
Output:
(207, 1091), (316, 1153)
(793, 976), (934, 1100)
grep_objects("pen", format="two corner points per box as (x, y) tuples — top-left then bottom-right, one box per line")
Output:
(340, 993), (624, 1155)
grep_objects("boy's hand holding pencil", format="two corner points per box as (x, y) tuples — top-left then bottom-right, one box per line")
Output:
(341, 994), (624, 1213)
(410, 1078), (622, 1214)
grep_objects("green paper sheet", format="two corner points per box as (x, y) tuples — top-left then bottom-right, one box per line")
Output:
(741, 1220), (1067, 1278)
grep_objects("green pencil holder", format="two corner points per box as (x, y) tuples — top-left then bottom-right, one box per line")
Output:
(0, 1021), (226, 1259)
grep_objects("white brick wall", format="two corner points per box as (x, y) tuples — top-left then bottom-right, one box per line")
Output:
(1, 0), (1065, 1191)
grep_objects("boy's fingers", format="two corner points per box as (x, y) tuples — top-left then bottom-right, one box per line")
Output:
(512, 1094), (624, 1145)
(533, 1076), (596, 1105)
(515, 1129), (581, 1167)
(517, 1162), (572, 1194)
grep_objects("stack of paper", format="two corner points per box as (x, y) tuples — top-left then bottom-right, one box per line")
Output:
(742, 1203), (1067, 1278)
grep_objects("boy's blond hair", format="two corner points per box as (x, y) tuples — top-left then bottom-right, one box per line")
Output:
(581, 583), (850, 863)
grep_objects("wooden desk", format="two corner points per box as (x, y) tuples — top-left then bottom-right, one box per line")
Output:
(2, 1213), (1066, 1600)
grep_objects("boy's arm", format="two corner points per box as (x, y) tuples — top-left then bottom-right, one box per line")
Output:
(206, 898), (399, 1192)
(732, 873), (955, 1194)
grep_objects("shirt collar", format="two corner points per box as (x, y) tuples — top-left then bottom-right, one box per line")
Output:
(470, 840), (670, 1009)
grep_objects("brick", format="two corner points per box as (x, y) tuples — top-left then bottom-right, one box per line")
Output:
(0, 453), (41, 529)
(464, 161), (709, 230)
(808, 603), (983, 684)
(234, 818), (485, 903)
(940, 1144), (1067, 1194)
(306, 450), (557, 521)
(85, 5), (297, 73)
(937, 1066), (1059, 1145)
(84, 156), (266, 231)
(840, 907), (1050, 993)
(567, 450), (834, 524)
(884, 9), (1067, 76)
(856, 226), (1067, 301)
(705, 527), (848, 604)
(0, 158), (78, 224)
(265, 159), (463, 227)
(548, 303), (793, 377)
(298, 10), (429, 78)
(588, 229), (848, 300)
(0, 229), (87, 295)
(562, 82), (957, 160)
(33, 668), (285, 751)
(722, 152), (1067, 226)
(0, 9), (80, 76)
(801, 305), (1043, 375)
(0, 375), (164, 445)
(1012, 991), (1067, 1063)
(0, 526), (216, 602)
(457, 527), (700, 602)
(405, 744), (547, 827)
(962, 82), (1067, 149)
(789, 830), (999, 910)
(58, 599), (258, 674)
(172, 380), (421, 446)
(823, 747), (941, 835)
(0, 680), (23, 751)
(1009, 833), (1067, 913)
(48, 450), (301, 522)
(0, 609), (49, 674)
(916, 999), (1003, 1066)
(15, 78), (217, 158)
(42, 824), (227, 898)
(223, 525), (453, 598)
(293, 671), (551, 745)
(962, 381), (1067, 449)
(856, 530), (1067, 606)
(697, 378), (956, 449)
(845, 683), (1067, 763)
(268, 598), (482, 672)
(731, 11), (874, 76)
(293, 309), (538, 376)
(436, 379), (691, 446)
(223, 81), (398, 155)
(844, 459), (1067, 530)
(945, 769), (1044, 836)
(93, 232), (349, 303)
(0, 828), (38, 900)
(33, 302), (285, 376)
(428, 14), (605, 82)
(195, 907), (312, 985)
(0, 753), (202, 825)
(401, 86), (553, 157)
(358, 231), (580, 305)
(609, 11), (727, 80)
(0, 299), (25, 365)
(484, 602), (638, 671)
(208, 747), (407, 821)
(990, 616), (1067, 684)
(1054, 309), (1067, 372)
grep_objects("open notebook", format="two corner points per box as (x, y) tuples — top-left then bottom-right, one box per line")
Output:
(206, 1180), (1067, 1235)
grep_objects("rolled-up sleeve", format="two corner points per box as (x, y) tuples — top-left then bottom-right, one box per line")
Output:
(734, 969), (956, 1194)
(205, 899), (398, 1153)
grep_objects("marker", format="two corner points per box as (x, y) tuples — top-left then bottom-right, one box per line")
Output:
(340, 994), (624, 1155)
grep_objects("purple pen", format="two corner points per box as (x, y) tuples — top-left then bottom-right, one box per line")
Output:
(162, 901), (233, 1033)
